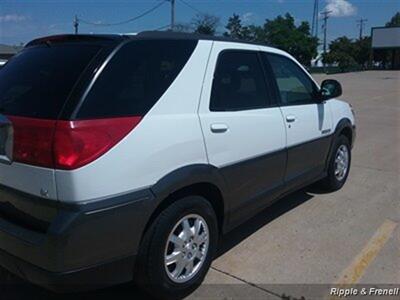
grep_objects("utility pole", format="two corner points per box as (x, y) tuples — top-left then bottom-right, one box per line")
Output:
(170, 0), (175, 31)
(321, 10), (331, 72)
(356, 18), (368, 39)
(73, 15), (79, 34)
(311, 0), (319, 38)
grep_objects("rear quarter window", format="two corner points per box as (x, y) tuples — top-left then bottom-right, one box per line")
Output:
(76, 39), (197, 119)
(0, 45), (100, 119)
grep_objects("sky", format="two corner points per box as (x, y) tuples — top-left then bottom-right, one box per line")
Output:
(0, 0), (399, 45)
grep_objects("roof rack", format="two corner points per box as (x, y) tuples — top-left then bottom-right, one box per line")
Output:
(133, 31), (271, 47)
(25, 31), (272, 49)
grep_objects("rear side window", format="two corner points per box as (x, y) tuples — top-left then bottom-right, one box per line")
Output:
(210, 51), (269, 111)
(0, 45), (100, 119)
(76, 40), (197, 119)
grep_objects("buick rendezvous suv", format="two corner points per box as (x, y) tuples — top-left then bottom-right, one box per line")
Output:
(0, 31), (355, 298)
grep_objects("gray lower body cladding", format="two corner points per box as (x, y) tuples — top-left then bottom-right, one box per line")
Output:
(0, 185), (156, 291)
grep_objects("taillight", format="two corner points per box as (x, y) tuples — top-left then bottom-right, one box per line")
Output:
(7, 116), (141, 170)
(53, 117), (141, 170)
(8, 116), (57, 168)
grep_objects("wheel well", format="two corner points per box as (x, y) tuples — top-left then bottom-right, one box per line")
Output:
(142, 182), (225, 241)
(339, 126), (353, 147)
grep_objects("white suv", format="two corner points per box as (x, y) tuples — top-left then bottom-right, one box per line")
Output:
(0, 32), (355, 298)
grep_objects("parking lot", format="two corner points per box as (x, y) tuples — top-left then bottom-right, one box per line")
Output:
(1, 70), (399, 299)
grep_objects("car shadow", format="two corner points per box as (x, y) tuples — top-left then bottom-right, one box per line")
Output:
(0, 187), (315, 300)
(217, 188), (314, 257)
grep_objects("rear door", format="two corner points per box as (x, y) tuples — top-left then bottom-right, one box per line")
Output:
(199, 43), (287, 223)
(262, 52), (333, 186)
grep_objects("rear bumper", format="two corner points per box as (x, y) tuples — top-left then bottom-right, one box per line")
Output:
(0, 247), (136, 292)
(0, 185), (156, 291)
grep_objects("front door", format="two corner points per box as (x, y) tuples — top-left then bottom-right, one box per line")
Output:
(263, 53), (333, 185)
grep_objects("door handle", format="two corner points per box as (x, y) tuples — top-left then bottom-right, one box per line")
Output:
(286, 115), (296, 123)
(210, 123), (228, 133)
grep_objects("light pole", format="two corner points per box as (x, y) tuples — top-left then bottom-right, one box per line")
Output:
(321, 10), (332, 73)
(357, 18), (368, 39)
(73, 15), (79, 34)
(170, 0), (175, 31)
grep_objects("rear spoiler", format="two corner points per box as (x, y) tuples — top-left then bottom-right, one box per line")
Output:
(25, 34), (126, 48)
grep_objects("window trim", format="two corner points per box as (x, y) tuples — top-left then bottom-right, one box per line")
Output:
(262, 52), (320, 107)
(70, 40), (129, 120)
(60, 43), (117, 120)
(209, 49), (275, 112)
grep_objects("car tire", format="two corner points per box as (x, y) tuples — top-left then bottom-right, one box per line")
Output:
(320, 135), (351, 191)
(134, 196), (218, 300)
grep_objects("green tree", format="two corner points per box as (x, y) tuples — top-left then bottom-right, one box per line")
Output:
(386, 12), (400, 27)
(224, 14), (243, 39)
(261, 13), (318, 66)
(327, 36), (355, 55)
(323, 51), (358, 72)
(224, 14), (263, 41)
(223, 13), (318, 65)
(353, 37), (371, 68)
(192, 14), (219, 36)
(322, 36), (370, 71)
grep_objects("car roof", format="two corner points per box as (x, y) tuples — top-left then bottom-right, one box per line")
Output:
(26, 31), (272, 48)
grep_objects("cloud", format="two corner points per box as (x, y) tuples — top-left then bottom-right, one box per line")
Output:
(325, 0), (357, 17)
(242, 12), (254, 23)
(0, 14), (27, 22)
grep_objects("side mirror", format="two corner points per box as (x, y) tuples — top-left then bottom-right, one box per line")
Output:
(318, 79), (342, 101)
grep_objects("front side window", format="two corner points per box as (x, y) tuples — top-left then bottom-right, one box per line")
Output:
(77, 40), (197, 119)
(210, 51), (269, 111)
(265, 54), (317, 105)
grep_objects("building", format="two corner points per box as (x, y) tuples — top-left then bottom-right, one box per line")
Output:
(371, 26), (400, 70)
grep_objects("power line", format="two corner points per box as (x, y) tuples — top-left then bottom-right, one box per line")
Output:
(356, 18), (368, 39)
(78, 1), (167, 27)
(178, 0), (203, 15)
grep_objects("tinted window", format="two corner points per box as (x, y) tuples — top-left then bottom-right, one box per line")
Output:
(77, 40), (197, 119)
(210, 51), (269, 111)
(266, 54), (316, 105)
(0, 45), (100, 119)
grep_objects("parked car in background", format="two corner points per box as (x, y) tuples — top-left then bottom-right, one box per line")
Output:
(0, 32), (355, 299)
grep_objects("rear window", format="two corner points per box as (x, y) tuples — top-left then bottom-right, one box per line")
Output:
(76, 39), (197, 119)
(0, 44), (100, 119)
